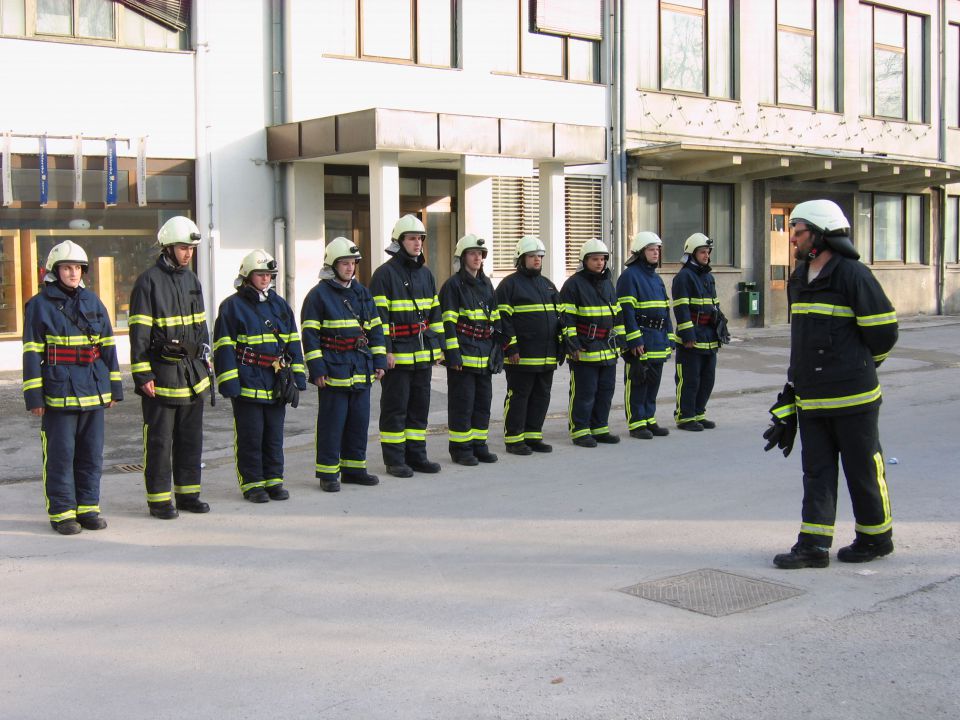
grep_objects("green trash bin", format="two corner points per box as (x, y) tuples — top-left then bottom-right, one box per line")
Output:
(737, 281), (760, 316)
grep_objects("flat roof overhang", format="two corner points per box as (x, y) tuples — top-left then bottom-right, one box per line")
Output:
(267, 108), (607, 168)
(628, 142), (957, 192)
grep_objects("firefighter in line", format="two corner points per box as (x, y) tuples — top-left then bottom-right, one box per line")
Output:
(213, 250), (306, 503)
(22, 241), (123, 535)
(495, 236), (562, 456)
(129, 216), (212, 519)
(439, 234), (502, 466)
(616, 232), (674, 439)
(671, 233), (721, 431)
(301, 238), (386, 492)
(559, 239), (626, 447)
(765, 199), (899, 569)
(368, 215), (444, 478)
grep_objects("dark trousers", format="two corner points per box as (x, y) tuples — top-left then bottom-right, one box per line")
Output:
(503, 368), (554, 445)
(141, 396), (204, 505)
(317, 387), (372, 479)
(568, 362), (617, 438)
(674, 348), (717, 424)
(379, 367), (432, 466)
(231, 398), (286, 494)
(624, 361), (665, 430)
(41, 409), (104, 522)
(447, 369), (493, 456)
(797, 408), (892, 548)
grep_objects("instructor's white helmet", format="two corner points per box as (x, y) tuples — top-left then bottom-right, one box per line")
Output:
(683, 233), (713, 256)
(625, 231), (662, 266)
(579, 238), (610, 263)
(789, 199), (850, 236)
(45, 240), (89, 272)
(324, 236), (363, 267)
(158, 216), (202, 247)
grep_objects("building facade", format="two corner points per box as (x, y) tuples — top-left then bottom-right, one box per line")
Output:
(1, 0), (959, 370)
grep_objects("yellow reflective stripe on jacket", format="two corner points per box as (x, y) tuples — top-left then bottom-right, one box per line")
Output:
(672, 296), (717, 307)
(560, 304), (613, 318)
(514, 356), (558, 366)
(109, 372), (122, 382)
(23, 378), (44, 391)
(575, 349), (620, 362)
(129, 314), (153, 327)
(392, 349), (442, 365)
(857, 311), (897, 327)
(131, 361), (152, 373)
(217, 368), (239, 384)
(154, 377), (211, 398)
(44, 392), (114, 408)
(507, 303), (556, 314)
(23, 341), (45, 353)
(43, 334), (102, 345)
(373, 297), (437, 312)
(240, 387), (277, 401)
(791, 303), (854, 318)
(325, 374), (376, 388)
(213, 337), (236, 351)
(692, 340), (719, 351)
(304, 348), (324, 362)
(796, 384), (881, 412)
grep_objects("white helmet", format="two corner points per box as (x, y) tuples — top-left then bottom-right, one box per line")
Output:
(158, 216), (202, 247)
(579, 238), (610, 263)
(324, 236), (363, 267)
(455, 234), (488, 258)
(45, 240), (89, 272)
(625, 231), (662, 266)
(514, 235), (545, 259)
(238, 250), (278, 278)
(789, 199), (850, 236)
(387, 214), (426, 255)
(682, 232), (713, 258)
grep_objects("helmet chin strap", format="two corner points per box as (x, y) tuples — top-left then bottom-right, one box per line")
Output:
(807, 232), (826, 261)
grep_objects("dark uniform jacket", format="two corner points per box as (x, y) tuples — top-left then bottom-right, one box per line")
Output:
(438, 269), (502, 374)
(672, 258), (720, 353)
(616, 261), (674, 362)
(495, 268), (562, 372)
(559, 268), (625, 365)
(22, 283), (123, 411)
(368, 252), (443, 368)
(788, 253), (898, 417)
(129, 255), (211, 404)
(301, 278), (387, 390)
(213, 286), (307, 402)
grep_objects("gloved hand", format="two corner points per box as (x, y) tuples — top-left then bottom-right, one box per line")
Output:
(628, 357), (650, 385)
(762, 383), (797, 457)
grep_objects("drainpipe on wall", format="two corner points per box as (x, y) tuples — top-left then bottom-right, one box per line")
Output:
(193, 1), (215, 317)
(937, 0), (947, 315)
(270, 0), (289, 298)
(609, 0), (625, 272)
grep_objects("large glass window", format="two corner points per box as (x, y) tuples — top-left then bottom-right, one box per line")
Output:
(948, 24), (959, 128)
(860, 3), (926, 122)
(859, 192), (926, 264)
(505, 0), (600, 82)
(637, 0), (733, 98)
(946, 196), (959, 264)
(636, 180), (733, 265)
(323, 0), (456, 68)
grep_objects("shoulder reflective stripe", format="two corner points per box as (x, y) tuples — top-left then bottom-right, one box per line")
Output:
(796, 385), (882, 411)
(791, 303), (854, 317)
(857, 311), (897, 327)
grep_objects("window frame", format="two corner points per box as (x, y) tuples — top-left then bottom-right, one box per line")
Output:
(859, 2), (927, 123)
(943, 195), (958, 265)
(774, 0), (816, 108)
(513, 0), (601, 83)
(859, 191), (927, 265)
(947, 23), (960, 128)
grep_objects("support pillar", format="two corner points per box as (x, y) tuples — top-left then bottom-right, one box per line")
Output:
(369, 152), (400, 274)
(539, 162), (566, 282)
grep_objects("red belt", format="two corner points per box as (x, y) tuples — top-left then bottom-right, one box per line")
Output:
(576, 323), (610, 340)
(390, 322), (427, 338)
(320, 335), (361, 351)
(236, 346), (281, 368)
(455, 321), (493, 340)
(693, 312), (714, 326)
(47, 345), (100, 366)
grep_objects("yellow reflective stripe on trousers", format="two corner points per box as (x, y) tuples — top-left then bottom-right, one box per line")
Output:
(855, 451), (893, 535)
(381, 431), (405, 444)
(800, 522), (834, 537)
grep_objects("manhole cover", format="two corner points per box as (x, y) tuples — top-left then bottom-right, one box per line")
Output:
(114, 464), (145, 473)
(620, 568), (804, 617)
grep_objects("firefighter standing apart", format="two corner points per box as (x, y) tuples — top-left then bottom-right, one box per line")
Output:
(129, 216), (212, 519)
(301, 238), (387, 492)
(368, 215), (444, 478)
(559, 239), (626, 447)
(439, 234), (502, 466)
(672, 233), (722, 431)
(495, 236), (562, 456)
(616, 232), (674, 439)
(22, 241), (123, 534)
(213, 250), (306, 503)
(766, 199), (898, 569)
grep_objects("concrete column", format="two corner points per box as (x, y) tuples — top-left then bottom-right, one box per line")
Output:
(287, 162), (326, 312)
(539, 162), (567, 282)
(461, 173), (494, 276)
(369, 152), (400, 274)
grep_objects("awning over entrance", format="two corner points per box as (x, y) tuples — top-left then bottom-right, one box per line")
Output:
(267, 108), (607, 166)
(629, 142), (957, 192)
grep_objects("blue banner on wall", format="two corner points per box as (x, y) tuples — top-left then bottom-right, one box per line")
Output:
(106, 138), (118, 206)
(39, 136), (48, 205)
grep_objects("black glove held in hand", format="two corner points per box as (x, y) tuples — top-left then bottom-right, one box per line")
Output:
(762, 383), (797, 457)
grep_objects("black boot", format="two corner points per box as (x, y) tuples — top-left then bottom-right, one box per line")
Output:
(525, 440), (552, 453)
(149, 503), (179, 520)
(473, 445), (499, 463)
(386, 464), (414, 478)
(837, 537), (894, 563)
(266, 484), (290, 500)
(630, 428), (654, 439)
(77, 513), (108, 530)
(409, 459), (441, 473)
(648, 423), (670, 437)
(341, 472), (380, 486)
(175, 497), (211, 513)
(318, 476), (341, 492)
(244, 488), (270, 503)
(773, 542), (830, 569)
(51, 519), (82, 535)
(506, 442), (533, 456)
(594, 433), (621, 444)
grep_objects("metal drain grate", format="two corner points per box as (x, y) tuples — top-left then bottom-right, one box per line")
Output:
(114, 463), (145, 473)
(620, 568), (804, 617)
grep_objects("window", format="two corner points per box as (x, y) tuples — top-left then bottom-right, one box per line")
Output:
(322, 0), (456, 68)
(491, 174), (605, 274)
(637, 0), (733, 98)
(636, 180), (734, 265)
(946, 196), (959, 264)
(857, 192), (925, 263)
(760, 0), (837, 110)
(1, 0), (189, 49)
(948, 24), (959, 127)
(859, 3), (926, 122)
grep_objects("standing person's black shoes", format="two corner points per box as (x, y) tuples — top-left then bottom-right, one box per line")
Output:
(630, 428), (653, 439)
(451, 452), (479, 467)
(837, 537), (894, 563)
(594, 433), (620, 444)
(773, 542), (830, 569)
(386, 464), (414, 478)
(176, 497), (211, 513)
(409, 459), (442, 473)
(506, 442), (533, 456)
(77, 513), (108, 530)
(319, 477), (341, 492)
(573, 435), (597, 448)
(341, 472), (380, 486)
(266, 485), (290, 500)
(474, 446), (499, 463)
(149, 503), (179, 520)
(244, 488), (270, 503)
(526, 440), (552, 453)
(700, 419), (717, 429)
(677, 421), (704, 432)
(51, 519), (82, 535)
(648, 423), (670, 436)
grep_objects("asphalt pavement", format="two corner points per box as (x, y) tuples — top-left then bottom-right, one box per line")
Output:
(1, 317), (958, 719)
